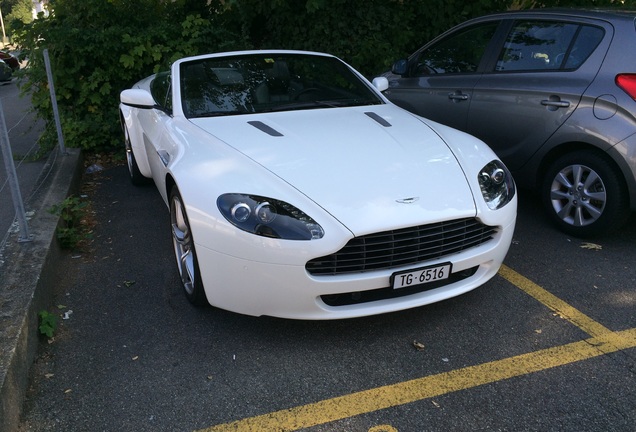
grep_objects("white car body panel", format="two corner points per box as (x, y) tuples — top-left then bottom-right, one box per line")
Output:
(189, 105), (477, 236)
(194, 233), (513, 320)
(119, 50), (517, 319)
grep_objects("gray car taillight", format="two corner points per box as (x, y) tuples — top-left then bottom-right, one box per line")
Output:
(616, 74), (636, 100)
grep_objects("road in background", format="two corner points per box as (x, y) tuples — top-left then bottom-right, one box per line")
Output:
(0, 79), (46, 246)
(17, 165), (636, 431)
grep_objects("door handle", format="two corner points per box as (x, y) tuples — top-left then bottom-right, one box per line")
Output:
(448, 93), (469, 101)
(541, 100), (570, 108)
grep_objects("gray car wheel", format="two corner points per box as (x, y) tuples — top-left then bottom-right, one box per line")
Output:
(542, 151), (630, 237)
(170, 187), (209, 306)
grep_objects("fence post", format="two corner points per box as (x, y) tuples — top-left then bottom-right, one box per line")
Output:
(0, 97), (31, 242)
(43, 49), (67, 155)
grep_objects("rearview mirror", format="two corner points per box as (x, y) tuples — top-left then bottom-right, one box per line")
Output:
(372, 77), (389, 92)
(120, 89), (156, 109)
(392, 59), (408, 76)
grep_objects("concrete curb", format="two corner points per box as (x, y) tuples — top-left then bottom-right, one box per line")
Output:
(0, 148), (82, 432)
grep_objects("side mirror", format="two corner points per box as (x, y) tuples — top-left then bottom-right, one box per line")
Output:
(391, 59), (409, 76)
(372, 77), (389, 92)
(120, 89), (156, 109)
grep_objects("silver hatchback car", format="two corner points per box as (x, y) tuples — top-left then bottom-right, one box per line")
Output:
(384, 9), (636, 237)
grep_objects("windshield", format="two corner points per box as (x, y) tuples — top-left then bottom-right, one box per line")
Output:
(179, 53), (383, 118)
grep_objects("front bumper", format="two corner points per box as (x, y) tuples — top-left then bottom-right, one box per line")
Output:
(194, 217), (516, 319)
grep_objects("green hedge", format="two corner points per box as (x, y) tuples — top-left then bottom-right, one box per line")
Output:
(219, 0), (513, 76)
(13, 0), (635, 152)
(14, 0), (245, 152)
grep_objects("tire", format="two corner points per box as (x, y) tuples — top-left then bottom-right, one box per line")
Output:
(169, 187), (209, 306)
(541, 151), (630, 237)
(123, 124), (150, 186)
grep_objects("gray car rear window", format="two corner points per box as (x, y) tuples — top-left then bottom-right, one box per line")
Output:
(496, 20), (604, 72)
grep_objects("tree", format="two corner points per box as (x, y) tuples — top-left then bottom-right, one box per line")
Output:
(1, 0), (33, 37)
(13, 0), (246, 152)
(220, 0), (636, 75)
(12, 0), (636, 152)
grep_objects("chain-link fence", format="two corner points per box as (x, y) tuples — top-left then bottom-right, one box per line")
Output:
(0, 84), (41, 248)
(0, 49), (63, 253)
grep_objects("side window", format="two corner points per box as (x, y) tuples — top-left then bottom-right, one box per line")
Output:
(150, 71), (172, 111)
(414, 22), (499, 75)
(496, 21), (603, 72)
(564, 25), (604, 69)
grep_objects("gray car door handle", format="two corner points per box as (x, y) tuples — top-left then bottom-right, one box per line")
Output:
(541, 100), (570, 108)
(448, 93), (469, 101)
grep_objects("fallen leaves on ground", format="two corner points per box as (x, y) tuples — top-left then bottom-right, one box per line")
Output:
(412, 340), (425, 351)
(580, 242), (602, 250)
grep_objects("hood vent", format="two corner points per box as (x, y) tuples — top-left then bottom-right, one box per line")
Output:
(248, 121), (283, 137)
(365, 112), (392, 127)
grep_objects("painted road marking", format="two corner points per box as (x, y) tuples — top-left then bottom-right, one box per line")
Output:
(197, 267), (635, 432)
(498, 265), (611, 337)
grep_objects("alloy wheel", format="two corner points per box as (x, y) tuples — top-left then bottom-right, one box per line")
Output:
(170, 194), (196, 296)
(548, 163), (606, 227)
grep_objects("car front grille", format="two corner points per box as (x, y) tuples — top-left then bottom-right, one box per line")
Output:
(306, 218), (497, 276)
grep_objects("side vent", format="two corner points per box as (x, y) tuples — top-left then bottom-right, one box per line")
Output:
(248, 121), (283, 137)
(157, 150), (170, 167)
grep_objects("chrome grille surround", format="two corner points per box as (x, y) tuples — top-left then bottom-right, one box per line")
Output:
(306, 218), (497, 276)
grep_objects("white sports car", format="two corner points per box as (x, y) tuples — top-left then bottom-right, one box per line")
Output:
(119, 50), (517, 319)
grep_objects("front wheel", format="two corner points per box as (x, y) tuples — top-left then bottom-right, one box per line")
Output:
(123, 123), (150, 186)
(170, 187), (209, 306)
(541, 151), (630, 237)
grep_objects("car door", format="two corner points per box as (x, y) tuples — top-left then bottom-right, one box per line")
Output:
(384, 21), (503, 131)
(466, 19), (607, 170)
(136, 72), (175, 189)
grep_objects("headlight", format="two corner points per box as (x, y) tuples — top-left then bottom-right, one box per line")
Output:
(478, 160), (515, 210)
(218, 194), (324, 240)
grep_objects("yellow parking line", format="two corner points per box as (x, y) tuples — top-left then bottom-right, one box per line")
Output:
(198, 328), (636, 432)
(498, 264), (611, 337)
(198, 267), (627, 431)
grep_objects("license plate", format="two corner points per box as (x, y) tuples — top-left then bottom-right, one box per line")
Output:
(391, 263), (452, 290)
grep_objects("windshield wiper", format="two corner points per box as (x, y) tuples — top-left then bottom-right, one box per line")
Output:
(188, 110), (250, 118)
(258, 101), (330, 113)
(259, 99), (372, 113)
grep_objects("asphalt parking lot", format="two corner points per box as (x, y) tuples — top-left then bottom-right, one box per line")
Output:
(19, 164), (636, 431)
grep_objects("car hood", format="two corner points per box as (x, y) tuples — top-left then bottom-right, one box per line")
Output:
(189, 105), (477, 236)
